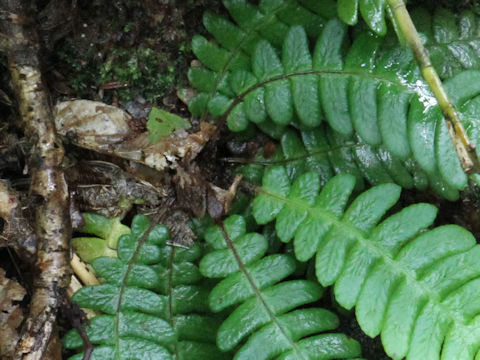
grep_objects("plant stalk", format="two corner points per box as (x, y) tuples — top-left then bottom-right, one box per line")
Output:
(387, 0), (480, 174)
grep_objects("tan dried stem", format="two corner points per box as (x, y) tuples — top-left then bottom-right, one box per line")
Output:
(387, 0), (480, 174)
(0, 1), (71, 359)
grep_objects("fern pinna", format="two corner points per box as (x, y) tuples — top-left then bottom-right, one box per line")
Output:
(253, 165), (480, 360)
(70, 213), (131, 263)
(199, 215), (363, 360)
(189, 0), (480, 199)
(63, 214), (227, 360)
(236, 125), (439, 200)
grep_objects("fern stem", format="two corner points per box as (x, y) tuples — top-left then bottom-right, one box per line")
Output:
(387, 0), (480, 174)
(166, 245), (179, 360)
(218, 223), (306, 360)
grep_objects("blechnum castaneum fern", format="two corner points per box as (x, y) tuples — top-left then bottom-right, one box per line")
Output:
(253, 165), (480, 360)
(236, 124), (438, 198)
(63, 214), (228, 360)
(188, 0), (480, 199)
(198, 215), (364, 360)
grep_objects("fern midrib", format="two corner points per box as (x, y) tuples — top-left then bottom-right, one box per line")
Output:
(228, 142), (358, 166)
(241, 69), (416, 96)
(259, 188), (469, 333)
(113, 224), (156, 360)
(219, 224), (307, 360)
(219, 69), (429, 122)
(166, 246), (179, 360)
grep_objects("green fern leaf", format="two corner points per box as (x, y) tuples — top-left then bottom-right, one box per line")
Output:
(63, 214), (228, 360)
(337, 0), (390, 36)
(236, 125), (461, 201)
(254, 165), (480, 360)
(412, 7), (480, 79)
(191, 6), (480, 197)
(71, 213), (130, 262)
(199, 215), (363, 359)
(188, 0), (336, 119)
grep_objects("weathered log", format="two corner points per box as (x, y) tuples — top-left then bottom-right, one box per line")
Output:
(0, 1), (71, 359)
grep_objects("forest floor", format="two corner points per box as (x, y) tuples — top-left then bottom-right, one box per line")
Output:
(1, 1), (480, 359)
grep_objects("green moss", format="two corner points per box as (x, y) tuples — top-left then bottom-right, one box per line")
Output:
(98, 47), (176, 102)
(58, 44), (179, 102)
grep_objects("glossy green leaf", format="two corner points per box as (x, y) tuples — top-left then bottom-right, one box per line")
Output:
(253, 166), (290, 224)
(200, 214), (362, 359)
(359, 0), (387, 35)
(255, 167), (480, 360)
(147, 107), (191, 144)
(338, 0), (358, 25)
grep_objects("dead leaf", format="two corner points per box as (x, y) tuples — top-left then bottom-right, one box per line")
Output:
(66, 161), (171, 217)
(54, 100), (216, 171)
(55, 100), (134, 148)
(174, 164), (242, 220)
(174, 165), (207, 218)
(208, 175), (242, 218)
(0, 268), (26, 357)
(0, 269), (62, 360)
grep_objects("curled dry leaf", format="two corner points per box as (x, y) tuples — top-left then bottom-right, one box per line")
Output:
(54, 100), (134, 148)
(54, 100), (216, 171)
(175, 164), (242, 220)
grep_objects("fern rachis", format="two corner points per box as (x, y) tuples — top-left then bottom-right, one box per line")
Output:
(199, 215), (363, 359)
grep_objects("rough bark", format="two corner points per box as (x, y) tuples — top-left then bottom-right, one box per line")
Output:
(0, 1), (72, 359)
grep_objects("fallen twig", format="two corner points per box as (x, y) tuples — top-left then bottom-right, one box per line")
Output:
(0, 0), (71, 359)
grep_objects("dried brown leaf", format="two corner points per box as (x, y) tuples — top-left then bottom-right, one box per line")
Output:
(55, 100), (134, 148)
(66, 160), (171, 217)
(0, 268), (26, 357)
(54, 100), (216, 171)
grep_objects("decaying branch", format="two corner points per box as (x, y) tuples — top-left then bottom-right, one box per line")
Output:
(0, 0), (71, 359)
(387, 0), (480, 175)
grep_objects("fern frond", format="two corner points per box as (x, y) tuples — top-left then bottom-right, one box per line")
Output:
(199, 215), (363, 359)
(192, 8), (480, 196)
(236, 125), (465, 200)
(187, 0), (337, 115)
(63, 214), (227, 360)
(411, 7), (480, 80)
(254, 165), (480, 360)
